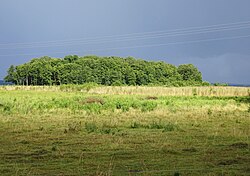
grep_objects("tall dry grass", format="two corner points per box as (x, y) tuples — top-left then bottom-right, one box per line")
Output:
(89, 86), (250, 97)
(1, 85), (249, 96)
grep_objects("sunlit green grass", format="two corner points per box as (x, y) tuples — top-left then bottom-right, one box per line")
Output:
(0, 89), (249, 175)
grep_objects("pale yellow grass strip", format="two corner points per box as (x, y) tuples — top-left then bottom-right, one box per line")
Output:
(89, 86), (250, 97)
(1, 85), (249, 96)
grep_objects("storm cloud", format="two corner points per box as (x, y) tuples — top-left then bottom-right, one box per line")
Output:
(0, 0), (250, 84)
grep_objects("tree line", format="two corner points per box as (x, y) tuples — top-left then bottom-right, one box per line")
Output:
(4, 55), (208, 86)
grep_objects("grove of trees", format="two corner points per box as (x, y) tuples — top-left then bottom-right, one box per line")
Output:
(4, 55), (208, 86)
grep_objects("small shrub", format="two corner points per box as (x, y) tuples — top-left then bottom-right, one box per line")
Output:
(52, 146), (57, 151)
(148, 121), (165, 129)
(1, 103), (12, 113)
(209, 88), (213, 95)
(213, 83), (228, 86)
(84, 122), (119, 135)
(115, 102), (122, 109)
(141, 101), (157, 112)
(38, 126), (44, 131)
(130, 122), (143, 129)
(85, 122), (98, 133)
(115, 101), (130, 112)
(165, 100), (172, 106)
(100, 127), (112, 134)
(82, 82), (99, 92)
(234, 96), (250, 104)
(111, 80), (123, 86)
(131, 101), (140, 109)
(207, 109), (212, 115)
(202, 81), (210, 86)
(99, 127), (119, 135)
(192, 88), (197, 96)
(162, 123), (178, 132)
(83, 103), (102, 114)
(55, 99), (71, 108)
(121, 105), (130, 112)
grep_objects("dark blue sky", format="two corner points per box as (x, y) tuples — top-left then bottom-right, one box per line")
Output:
(0, 0), (250, 84)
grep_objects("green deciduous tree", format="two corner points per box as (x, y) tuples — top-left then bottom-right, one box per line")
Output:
(177, 64), (202, 82)
(4, 55), (206, 86)
(4, 65), (17, 84)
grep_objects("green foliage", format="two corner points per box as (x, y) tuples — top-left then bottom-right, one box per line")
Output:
(2, 90), (245, 116)
(83, 103), (102, 114)
(99, 124), (120, 135)
(192, 88), (197, 96)
(0, 88), (249, 175)
(207, 109), (212, 115)
(85, 122), (98, 133)
(141, 101), (157, 112)
(5, 55), (206, 86)
(213, 82), (228, 86)
(130, 122), (143, 129)
(148, 121), (165, 129)
(177, 64), (202, 82)
(202, 81), (210, 86)
(115, 101), (130, 112)
(162, 123), (178, 132)
(129, 121), (179, 131)
(234, 96), (250, 104)
(0, 101), (13, 114)
(4, 65), (17, 83)
(59, 82), (99, 92)
(85, 122), (119, 135)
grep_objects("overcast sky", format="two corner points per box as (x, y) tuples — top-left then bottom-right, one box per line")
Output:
(0, 0), (250, 84)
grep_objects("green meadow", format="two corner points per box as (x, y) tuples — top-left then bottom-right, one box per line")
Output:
(0, 86), (249, 175)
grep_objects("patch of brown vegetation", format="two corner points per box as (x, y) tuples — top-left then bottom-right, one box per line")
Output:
(83, 97), (105, 105)
(145, 96), (158, 100)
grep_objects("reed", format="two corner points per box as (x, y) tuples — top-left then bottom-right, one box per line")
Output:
(89, 86), (250, 96)
(1, 85), (249, 97)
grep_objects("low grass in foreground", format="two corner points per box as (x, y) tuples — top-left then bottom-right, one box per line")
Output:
(0, 87), (249, 175)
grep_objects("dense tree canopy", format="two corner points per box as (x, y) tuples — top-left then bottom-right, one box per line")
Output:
(4, 55), (207, 86)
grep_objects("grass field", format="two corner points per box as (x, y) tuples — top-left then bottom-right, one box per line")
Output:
(0, 86), (249, 175)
